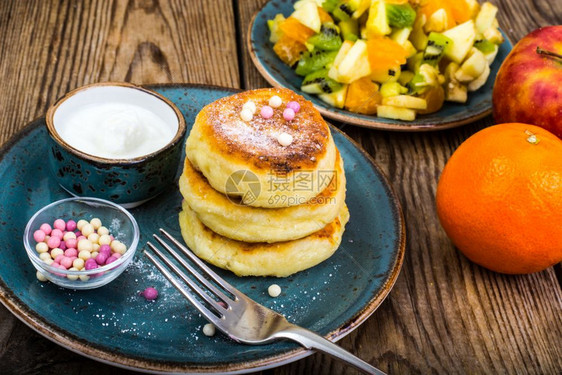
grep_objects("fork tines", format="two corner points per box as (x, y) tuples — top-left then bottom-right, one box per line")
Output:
(144, 228), (238, 327)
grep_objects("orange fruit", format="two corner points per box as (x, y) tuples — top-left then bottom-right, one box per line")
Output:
(344, 77), (381, 115)
(419, 0), (456, 27)
(367, 37), (408, 72)
(436, 123), (562, 274)
(317, 6), (334, 24)
(279, 17), (315, 45)
(273, 34), (307, 66)
(417, 84), (444, 115)
(449, 0), (471, 23)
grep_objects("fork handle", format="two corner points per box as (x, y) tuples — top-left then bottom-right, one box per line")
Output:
(274, 325), (386, 375)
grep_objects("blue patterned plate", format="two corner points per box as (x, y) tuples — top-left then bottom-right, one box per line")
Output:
(0, 84), (405, 373)
(248, 0), (513, 131)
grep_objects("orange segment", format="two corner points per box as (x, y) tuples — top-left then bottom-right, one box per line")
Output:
(344, 77), (381, 115)
(420, 0), (456, 27)
(449, 0), (471, 23)
(367, 37), (408, 72)
(273, 34), (307, 66)
(279, 17), (316, 45)
(317, 6), (334, 24)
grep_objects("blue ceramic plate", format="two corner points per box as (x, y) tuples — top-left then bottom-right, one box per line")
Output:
(0, 84), (405, 373)
(248, 0), (513, 131)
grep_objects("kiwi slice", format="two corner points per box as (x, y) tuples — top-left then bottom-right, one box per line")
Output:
(307, 23), (342, 51)
(295, 50), (338, 76)
(474, 39), (496, 54)
(322, 0), (339, 12)
(301, 69), (343, 94)
(385, 3), (416, 28)
(339, 18), (359, 41)
(422, 32), (453, 66)
(332, 1), (354, 21)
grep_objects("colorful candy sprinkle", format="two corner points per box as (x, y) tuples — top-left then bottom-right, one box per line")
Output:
(242, 100), (257, 114)
(240, 108), (253, 122)
(260, 105), (273, 119)
(32, 217), (129, 282)
(141, 287), (158, 301)
(283, 108), (295, 121)
(268, 284), (282, 297)
(286, 101), (300, 113)
(269, 95), (282, 108)
(277, 132), (293, 147)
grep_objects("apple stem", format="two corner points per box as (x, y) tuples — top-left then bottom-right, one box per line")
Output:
(536, 46), (562, 61)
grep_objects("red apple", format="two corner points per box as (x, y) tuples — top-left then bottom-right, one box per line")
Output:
(492, 26), (562, 139)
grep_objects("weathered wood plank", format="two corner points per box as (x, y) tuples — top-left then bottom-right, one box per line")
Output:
(236, 0), (562, 374)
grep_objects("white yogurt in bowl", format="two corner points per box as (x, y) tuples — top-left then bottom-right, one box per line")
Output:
(52, 84), (180, 160)
(45, 82), (187, 207)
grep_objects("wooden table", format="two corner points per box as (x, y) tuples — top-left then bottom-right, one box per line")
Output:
(0, 1), (560, 374)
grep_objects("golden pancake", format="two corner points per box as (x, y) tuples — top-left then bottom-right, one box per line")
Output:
(179, 151), (346, 243)
(178, 200), (350, 277)
(185, 88), (337, 208)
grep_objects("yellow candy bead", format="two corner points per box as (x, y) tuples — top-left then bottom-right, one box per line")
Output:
(67, 267), (79, 281)
(81, 223), (95, 237)
(36, 242), (49, 253)
(78, 239), (93, 252)
(90, 218), (102, 230)
(76, 219), (89, 231)
(39, 252), (51, 261)
(50, 248), (64, 259)
(63, 231), (76, 241)
(73, 258), (85, 270)
(88, 233), (100, 244)
(36, 271), (48, 282)
(97, 226), (109, 236)
(98, 234), (112, 245)
(78, 250), (91, 260)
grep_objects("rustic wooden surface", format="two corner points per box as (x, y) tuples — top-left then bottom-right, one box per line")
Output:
(1, 1), (561, 374)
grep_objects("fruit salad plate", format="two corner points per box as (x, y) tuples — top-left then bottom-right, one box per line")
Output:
(248, 0), (513, 131)
(0, 84), (405, 373)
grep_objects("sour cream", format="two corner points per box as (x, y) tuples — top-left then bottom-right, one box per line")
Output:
(56, 103), (176, 159)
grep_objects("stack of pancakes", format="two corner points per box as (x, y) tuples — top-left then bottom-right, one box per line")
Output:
(179, 88), (348, 277)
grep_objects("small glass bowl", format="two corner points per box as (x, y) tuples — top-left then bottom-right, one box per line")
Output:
(23, 197), (139, 289)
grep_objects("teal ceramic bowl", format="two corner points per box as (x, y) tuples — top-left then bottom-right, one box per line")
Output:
(23, 197), (139, 290)
(248, 0), (513, 131)
(45, 82), (187, 208)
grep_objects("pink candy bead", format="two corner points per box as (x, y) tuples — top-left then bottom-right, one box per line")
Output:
(95, 253), (108, 265)
(61, 257), (73, 269)
(77, 235), (87, 242)
(54, 254), (64, 263)
(260, 105), (273, 119)
(283, 108), (295, 121)
(40, 223), (52, 235)
(64, 248), (77, 257)
(66, 238), (77, 249)
(47, 236), (61, 249)
(99, 244), (111, 254)
(66, 220), (77, 232)
(59, 241), (67, 250)
(286, 101), (300, 113)
(51, 228), (63, 238)
(112, 253), (122, 259)
(33, 230), (46, 242)
(85, 258), (98, 270)
(105, 256), (118, 265)
(53, 219), (66, 231)
(142, 287), (158, 301)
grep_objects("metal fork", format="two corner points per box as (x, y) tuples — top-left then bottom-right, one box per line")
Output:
(144, 229), (385, 375)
